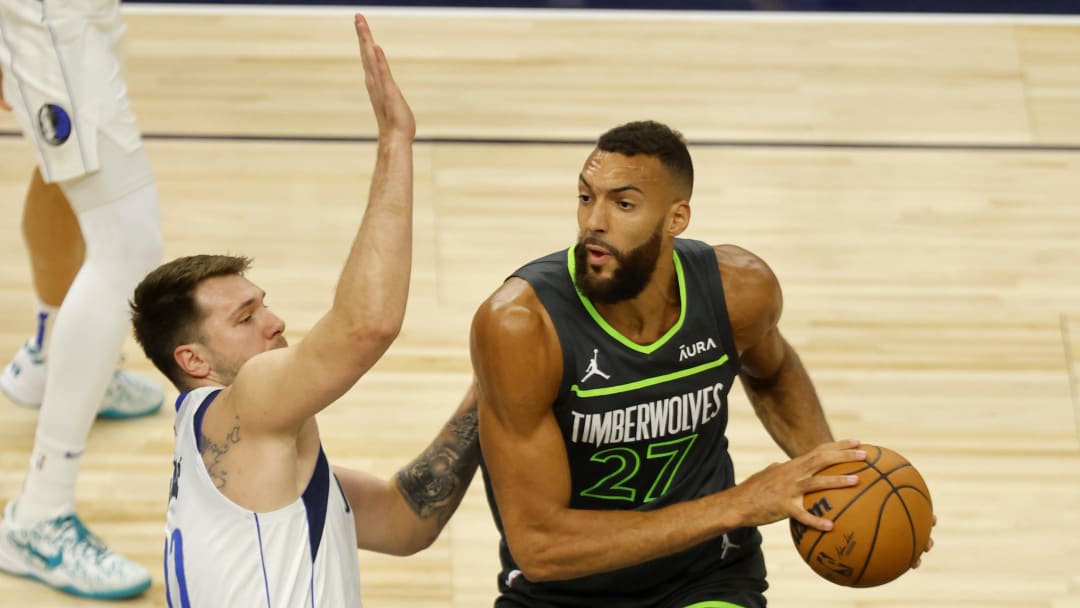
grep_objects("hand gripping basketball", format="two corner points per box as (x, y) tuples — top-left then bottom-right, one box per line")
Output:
(790, 444), (935, 587)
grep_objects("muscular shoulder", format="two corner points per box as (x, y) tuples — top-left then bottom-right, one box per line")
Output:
(472, 277), (552, 342)
(471, 278), (563, 420)
(711, 244), (783, 355)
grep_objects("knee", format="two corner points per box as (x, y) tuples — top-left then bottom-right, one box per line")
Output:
(117, 224), (164, 277)
(84, 227), (163, 296)
(77, 183), (164, 292)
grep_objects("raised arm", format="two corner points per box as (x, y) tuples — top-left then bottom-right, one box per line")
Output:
(716, 244), (834, 457)
(337, 385), (480, 555)
(223, 14), (416, 433)
(472, 278), (862, 582)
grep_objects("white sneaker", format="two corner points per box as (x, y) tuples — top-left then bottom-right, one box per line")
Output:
(0, 340), (46, 407)
(0, 340), (163, 419)
(96, 369), (164, 419)
(0, 501), (151, 599)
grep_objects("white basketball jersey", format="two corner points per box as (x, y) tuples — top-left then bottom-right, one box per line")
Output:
(165, 387), (363, 607)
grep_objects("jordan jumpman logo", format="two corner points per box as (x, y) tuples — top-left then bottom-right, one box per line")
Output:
(580, 348), (611, 383)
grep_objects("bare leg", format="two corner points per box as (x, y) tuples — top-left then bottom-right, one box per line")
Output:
(0, 170), (86, 405)
(23, 167), (85, 308)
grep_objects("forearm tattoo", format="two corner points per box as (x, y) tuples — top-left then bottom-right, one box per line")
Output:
(395, 406), (480, 524)
(199, 417), (241, 489)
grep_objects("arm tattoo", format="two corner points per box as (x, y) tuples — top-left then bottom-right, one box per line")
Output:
(395, 406), (479, 525)
(199, 416), (242, 489)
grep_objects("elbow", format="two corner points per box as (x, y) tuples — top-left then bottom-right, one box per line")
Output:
(331, 298), (405, 348)
(392, 535), (437, 557)
(381, 523), (440, 557)
(368, 320), (403, 345)
(412, 536), (438, 555)
(403, 525), (441, 556)
(346, 317), (402, 349)
(515, 563), (557, 584)
(506, 532), (566, 583)
(513, 555), (560, 584)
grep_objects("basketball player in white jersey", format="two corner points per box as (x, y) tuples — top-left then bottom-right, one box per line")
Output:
(0, 0), (165, 599)
(130, 15), (480, 606)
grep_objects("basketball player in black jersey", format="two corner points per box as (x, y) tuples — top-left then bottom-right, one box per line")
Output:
(471, 121), (930, 607)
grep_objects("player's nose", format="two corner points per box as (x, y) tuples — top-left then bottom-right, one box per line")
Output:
(265, 311), (286, 339)
(581, 202), (609, 234)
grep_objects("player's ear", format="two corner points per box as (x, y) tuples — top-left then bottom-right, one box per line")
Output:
(175, 343), (211, 379)
(667, 199), (690, 236)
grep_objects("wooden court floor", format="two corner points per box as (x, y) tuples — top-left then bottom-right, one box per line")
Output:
(0, 6), (1078, 607)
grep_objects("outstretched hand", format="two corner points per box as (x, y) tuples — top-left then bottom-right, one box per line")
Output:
(354, 14), (415, 141)
(728, 439), (866, 532)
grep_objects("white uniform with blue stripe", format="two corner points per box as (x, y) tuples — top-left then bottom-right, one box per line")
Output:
(165, 387), (363, 607)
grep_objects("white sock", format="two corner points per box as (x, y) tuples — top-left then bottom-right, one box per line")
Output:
(30, 299), (59, 357)
(15, 175), (161, 524)
(12, 437), (80, 527)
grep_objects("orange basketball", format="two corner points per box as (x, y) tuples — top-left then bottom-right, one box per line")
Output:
(789, 444), (933, 587)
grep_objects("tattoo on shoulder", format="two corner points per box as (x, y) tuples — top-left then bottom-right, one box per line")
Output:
(396, 409), (479, 523)
(200, 416), (241, 489)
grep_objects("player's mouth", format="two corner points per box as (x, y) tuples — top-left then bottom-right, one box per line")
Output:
(586, 244), (613, 265)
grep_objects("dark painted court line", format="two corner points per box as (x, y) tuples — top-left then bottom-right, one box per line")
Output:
(3, 130), (1080, 152)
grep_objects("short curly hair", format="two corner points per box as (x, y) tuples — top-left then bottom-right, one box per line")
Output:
(596, 120), (693, 198)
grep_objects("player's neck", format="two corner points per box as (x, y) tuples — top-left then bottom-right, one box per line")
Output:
(593, 262), (680, 346)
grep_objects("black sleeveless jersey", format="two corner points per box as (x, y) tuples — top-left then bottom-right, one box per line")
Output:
(481, 238), (764, 607)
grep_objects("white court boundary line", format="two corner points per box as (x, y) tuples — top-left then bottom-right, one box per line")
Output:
(124, 3), (1080, 26)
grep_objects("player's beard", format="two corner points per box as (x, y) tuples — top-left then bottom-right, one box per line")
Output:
(574, 224), (664, 305)
(213, 355), (244, 386)
(213, 337), (288, 386)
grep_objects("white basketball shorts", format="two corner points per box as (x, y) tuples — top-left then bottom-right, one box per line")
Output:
(0, 0), (147, 187)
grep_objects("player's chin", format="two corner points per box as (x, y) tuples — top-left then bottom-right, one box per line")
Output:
(580, 274), (610, 295)
(587, 262), (619, 279)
